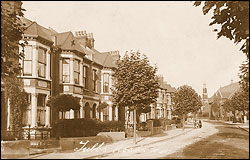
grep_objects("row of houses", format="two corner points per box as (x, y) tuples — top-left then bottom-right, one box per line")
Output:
(1, 17), (176, 135)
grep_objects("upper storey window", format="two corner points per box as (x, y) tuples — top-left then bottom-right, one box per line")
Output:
(74, 59), (80, 84)
(38, 48), (46, 78)
(93, 69), (97, 92)
(83, 66), (88, 89)
(103, 73), (109, 93)
(23, 46), (32, 76)
(62, 58), (70, 83)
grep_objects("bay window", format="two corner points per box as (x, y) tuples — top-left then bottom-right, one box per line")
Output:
(38, 48), (46, 78)
(62, 58), (70, 83)
(93, 69), (97, 92)
(103, 73), (109, 93)
(23, 46), (32, 76)
(37, 94), (46, 126)
(83, 66), (88, 89)
(22, 93), (31, 126)
(74, 59), (80, 84)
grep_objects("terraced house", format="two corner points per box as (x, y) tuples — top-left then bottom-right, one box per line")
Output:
(1, 17), (122, 137)
(133, 75), (176, 123)
(150, 75), (176, 120)
(2, 17), (177, 137)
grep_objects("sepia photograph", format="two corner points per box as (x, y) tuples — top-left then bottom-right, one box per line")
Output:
(1, 1), (249, 159)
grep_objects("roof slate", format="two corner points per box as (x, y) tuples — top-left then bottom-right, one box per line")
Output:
(92, 50), (117, 68)
(54, 32), (85, 55)
(23, 22), (53, 42)
(218, 82), (240, 99)
(209, 82), (240, 103)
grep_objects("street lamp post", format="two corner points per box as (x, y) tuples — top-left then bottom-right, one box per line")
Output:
(133, 108), (136, 144)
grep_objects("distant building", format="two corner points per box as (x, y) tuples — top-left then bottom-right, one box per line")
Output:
(209, 81), (241, 120)
(135, 75), (176, 123)
(201, 83), (210, 118)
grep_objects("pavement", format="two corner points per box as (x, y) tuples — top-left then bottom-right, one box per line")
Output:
(19, 123), (196, 159)
(220, 120), (249, 132)
(6, 119), (248, 159)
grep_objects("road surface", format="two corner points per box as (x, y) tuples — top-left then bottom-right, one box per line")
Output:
(25, 120), (249, 159)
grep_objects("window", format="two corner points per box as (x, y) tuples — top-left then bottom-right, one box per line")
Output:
(103, 73), (109, 93)
(23, 46), (32, 76)
(73, 59), (80, 84)
(22, 93), (31, 126)
(62, 58), (70, 83)
(83, 66), (88, 89)
(38, 48), (46, 78)
(37, 94), (46, 126)
(93, 69), (97, 92)
(103, 107), (108, 121)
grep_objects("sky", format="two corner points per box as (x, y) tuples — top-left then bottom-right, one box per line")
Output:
(22, 1), (247, 97)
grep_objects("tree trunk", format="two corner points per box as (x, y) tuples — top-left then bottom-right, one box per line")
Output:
(126, 108), (131, 129)
(182, 114), (185, 131)
(133, 109), (136, 144)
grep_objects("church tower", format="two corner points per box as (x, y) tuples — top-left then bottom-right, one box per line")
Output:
(202, 83), (208, 104)
(202, 82), (210, 118)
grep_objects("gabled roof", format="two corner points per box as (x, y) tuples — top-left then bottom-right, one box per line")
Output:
(54, 32), (85, 55)
(164, 83), (177, 93)
(209, 82), (240, 103)
(218, 82), (240, 99)
(23, 21), (53, 43)
(92, 49), (117, 68)
(19, 17), (33, 28)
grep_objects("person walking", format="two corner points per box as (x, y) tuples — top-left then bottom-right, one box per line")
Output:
(198, 119), (202, 128)
(194, 119), (198, 128)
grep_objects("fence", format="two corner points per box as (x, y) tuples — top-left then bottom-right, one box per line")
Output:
(1, 126), (51, 141)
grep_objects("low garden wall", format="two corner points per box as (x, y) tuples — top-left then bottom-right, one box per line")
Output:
(97, 132), (125, 141)
(126, 126), (164, 137)
(60, 132), (125, 151)
(152, 126), (164, 135)
(1, 140), (30, 158)
(137, 131), (151, 137)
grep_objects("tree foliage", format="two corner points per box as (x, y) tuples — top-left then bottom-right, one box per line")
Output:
(3, 76), (29, 133)
(194, 1), (249, 95)
(47, 94), (81, 111)
(223, 90), (249, 112)
(1, 1), (26, 78)
(1, 2), (28, 137)
(172, 85), (202, 116)
(112, 51), (160, 114)
(210, 93), (220, 118)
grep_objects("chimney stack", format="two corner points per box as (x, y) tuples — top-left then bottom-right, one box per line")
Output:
(75, 30), (88, 47)
(87, 33), (95, 49)
(110, 50), (120, 61)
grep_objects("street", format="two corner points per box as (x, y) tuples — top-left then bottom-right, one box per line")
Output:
(162, 121), (249, 159)
(22, 120), (249, 159)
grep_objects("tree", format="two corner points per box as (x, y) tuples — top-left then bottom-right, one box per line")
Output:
(172, 85), (202, 130)
(112, 51), (160, 137)
(3, 76), (29, 139)
(194, 1), (249, 107)
(223, 90), (249, 122)
(210, 93), (221, 120)
(1, 1), (28, 139)
(1, 1), (26, 78)
(47, 94), (81, 120)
